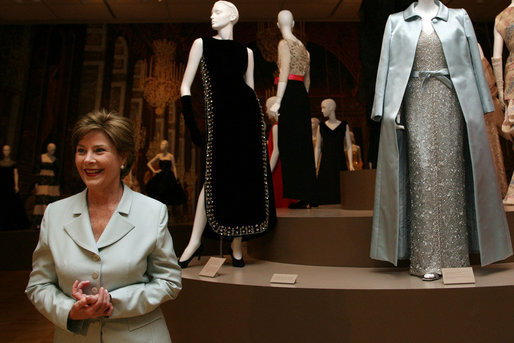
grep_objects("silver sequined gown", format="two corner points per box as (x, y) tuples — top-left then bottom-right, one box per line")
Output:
(405, 31), (470, 276)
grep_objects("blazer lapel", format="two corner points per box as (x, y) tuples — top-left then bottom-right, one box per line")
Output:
(63, 189), (99, 255)
(96, 184), (135, 249)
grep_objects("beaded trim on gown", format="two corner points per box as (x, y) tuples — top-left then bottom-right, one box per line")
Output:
(200, 37), (275, 237)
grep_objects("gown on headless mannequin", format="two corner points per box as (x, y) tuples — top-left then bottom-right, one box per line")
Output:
(478, 46), (508, 198)
(269, 10), (318, 208)
(0, 145), (28, 230)
(493, 1), (514, 203)
(33, 143), (60, 227)
(178, 1), (275, 267)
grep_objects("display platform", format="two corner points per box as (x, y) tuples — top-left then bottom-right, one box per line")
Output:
(164, 259), (514, 343)
(247, 206), (514, 267)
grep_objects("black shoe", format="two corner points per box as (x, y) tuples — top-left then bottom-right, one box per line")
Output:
(178, 244), (203, 269)
(288, 200), (309, 209)
(230, 248), (245, 268)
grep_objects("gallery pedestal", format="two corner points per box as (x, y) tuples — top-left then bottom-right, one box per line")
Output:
(165, 206), (514, 342)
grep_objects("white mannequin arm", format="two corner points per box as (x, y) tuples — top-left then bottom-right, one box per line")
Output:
(492, 20), (505, 106)
(270, 41), (291, 116)
(269, 125), (279, 172)
(345, 125), (354, 171)
(180, 38), (203, 96)
(147, 154), (160, 174)
(245, 48), (255, 90)
(314, 126), (322, 171)
(14, 167), (19, 193)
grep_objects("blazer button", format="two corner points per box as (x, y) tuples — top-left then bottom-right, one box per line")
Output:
(92, 272), (99, 279)
(91, 287), (98, 294)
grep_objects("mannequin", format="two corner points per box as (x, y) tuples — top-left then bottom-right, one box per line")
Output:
(178, 1), (274, 268)
(147, 140), (177, 176)
(493, 0), (514, 203)
(266, 96), (293, 208)
(33, 143), (60, 228)
(146, 140), (184, 205)
(269, 10), (318, 209)
(0, 145), (28, 230)
(370, 1), (512, 281)
(0, 145), (18, 192)
(346, 131), (363, 171)
(314, 99), (353, 204)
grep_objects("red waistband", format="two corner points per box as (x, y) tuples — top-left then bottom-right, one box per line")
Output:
(274, 74), (305, 85)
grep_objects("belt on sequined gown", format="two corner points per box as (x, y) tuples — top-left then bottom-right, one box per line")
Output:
(410, 68), (453, 89)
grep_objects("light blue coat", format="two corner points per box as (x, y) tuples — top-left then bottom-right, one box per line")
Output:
(26, 184), (182, 342)
(370, 2), (513, 266)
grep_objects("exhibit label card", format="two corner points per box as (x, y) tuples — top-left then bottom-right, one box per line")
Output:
(199, 257), (226, 278)
(270, 273), (298, 284)
(442, 267), (475, 285)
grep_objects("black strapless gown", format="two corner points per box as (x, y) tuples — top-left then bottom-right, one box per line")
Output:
(146, 160), (186, 206)
(200, 37), (275, 238)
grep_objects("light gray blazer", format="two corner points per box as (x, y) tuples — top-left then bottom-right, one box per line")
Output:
(370, 1), (512, 266)
(26, 184), (182, 342)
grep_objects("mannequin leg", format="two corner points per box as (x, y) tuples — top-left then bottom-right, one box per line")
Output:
(179, 186), (207, 262)
(230, 236), (243, 259)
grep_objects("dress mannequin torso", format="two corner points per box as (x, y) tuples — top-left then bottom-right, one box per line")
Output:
(269, 10), (318, 208)
(178, 1), (274, 266)
(33, 143), (60, 227)
(315, 99), (353, 204)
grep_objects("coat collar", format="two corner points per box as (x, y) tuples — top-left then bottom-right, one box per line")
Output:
(65, 184), (135, 253)
(403, 1), (449, 22)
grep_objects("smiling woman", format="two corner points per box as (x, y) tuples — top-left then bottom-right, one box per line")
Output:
(26, 110), (182, 342)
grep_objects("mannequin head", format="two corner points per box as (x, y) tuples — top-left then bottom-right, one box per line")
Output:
(321, 99), (336, 118)
(2, 145), (11, 159)
(160, 139), (169, 153)
(277, 10), (294, 31)
(311, 117), (320, 134)
(265, 96), (279, 121)
(46, 143), (56, 157)
(211, 1), (239, 30)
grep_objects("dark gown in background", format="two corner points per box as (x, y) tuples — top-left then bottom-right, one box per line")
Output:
(317, 121), (348, 204)
(0, 163), (28, 230)
(200, 37), (274, 238)
(277, 39), (318, 203)
(146, 159), (186, 206)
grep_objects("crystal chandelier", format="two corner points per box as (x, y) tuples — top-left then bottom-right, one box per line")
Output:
(143, 39), (183, 116)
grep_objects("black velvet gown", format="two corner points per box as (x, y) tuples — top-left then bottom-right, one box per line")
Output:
(200, 37), (274, 237)
(317, 121), (348, 204)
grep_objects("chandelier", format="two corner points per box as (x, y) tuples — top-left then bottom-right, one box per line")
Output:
(143, 39), (183, 116)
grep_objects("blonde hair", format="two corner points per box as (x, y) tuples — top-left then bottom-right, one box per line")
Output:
(214, 1), (239, 24)
(72, 110), (135, 179)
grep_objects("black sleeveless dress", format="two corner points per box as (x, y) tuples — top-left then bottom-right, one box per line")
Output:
(200, 37), (274, 237)
(317, 121), (348, 204)
(146, 159), (186, 206)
